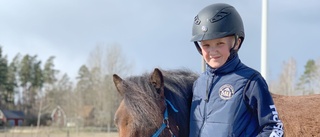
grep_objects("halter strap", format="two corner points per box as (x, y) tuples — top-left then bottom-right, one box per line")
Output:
(152, 99), (178, 137)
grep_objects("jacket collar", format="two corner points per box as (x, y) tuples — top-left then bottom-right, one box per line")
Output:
(206, 53), (240, 75)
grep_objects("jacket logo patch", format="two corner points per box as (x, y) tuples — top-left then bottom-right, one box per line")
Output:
(219, 84), (234, 100)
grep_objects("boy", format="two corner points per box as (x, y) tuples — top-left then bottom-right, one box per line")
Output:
(189, 3), (284, 137)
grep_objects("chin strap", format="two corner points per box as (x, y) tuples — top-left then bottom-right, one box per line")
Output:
(194, 35), (239, 56)
(194, 41), (202, 55)
(227, 35), (239, 61)
(193, 34), (240, 66)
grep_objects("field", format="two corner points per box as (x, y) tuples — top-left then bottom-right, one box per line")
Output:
(0, 132), (118, 137)
(273, 93), (320, 136)
(0, 127), (118, 137)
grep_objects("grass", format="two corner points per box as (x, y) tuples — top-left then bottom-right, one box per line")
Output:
(0, 127), (118, 137)
(0, 132), (118, 137)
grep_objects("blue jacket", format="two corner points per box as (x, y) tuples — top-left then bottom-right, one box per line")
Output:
(189, 54), (284, 137)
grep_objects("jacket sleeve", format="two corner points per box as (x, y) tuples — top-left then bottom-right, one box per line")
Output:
(246, 74), (284, 137)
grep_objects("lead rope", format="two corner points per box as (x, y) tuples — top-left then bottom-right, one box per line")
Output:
(152, 99), (179, 137)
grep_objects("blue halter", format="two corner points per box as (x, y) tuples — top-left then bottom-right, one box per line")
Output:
(152, 99), (179, 137)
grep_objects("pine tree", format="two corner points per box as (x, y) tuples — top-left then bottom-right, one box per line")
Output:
(0, 47), (9, 108)
(296, 59), (318, 95)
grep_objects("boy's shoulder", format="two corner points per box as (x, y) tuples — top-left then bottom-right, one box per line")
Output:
(236, 63), (261, 79)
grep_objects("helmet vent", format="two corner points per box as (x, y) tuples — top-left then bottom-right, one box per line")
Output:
(209, 11), (230, 23)
(194, 15), (201, 25)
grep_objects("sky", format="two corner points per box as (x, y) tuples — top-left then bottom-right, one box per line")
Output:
(0, 0), (319, 83)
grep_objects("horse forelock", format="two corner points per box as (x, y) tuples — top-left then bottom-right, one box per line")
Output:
(122, 74), (163, 133)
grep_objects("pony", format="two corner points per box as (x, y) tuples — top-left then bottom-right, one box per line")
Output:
(113, 68), (198, 137)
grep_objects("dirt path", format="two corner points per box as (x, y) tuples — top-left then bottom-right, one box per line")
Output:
(273, 94), (320, 137)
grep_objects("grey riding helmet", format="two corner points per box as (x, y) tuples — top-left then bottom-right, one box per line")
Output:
(191, 3), (245, 54)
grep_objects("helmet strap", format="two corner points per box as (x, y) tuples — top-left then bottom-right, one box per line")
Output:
(194, 42), (202, 55)
(227, 35), (239, 61)
(195, 35), (239, 57)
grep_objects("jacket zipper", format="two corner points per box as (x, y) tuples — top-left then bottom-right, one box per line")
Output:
(198, 76), (212, 137)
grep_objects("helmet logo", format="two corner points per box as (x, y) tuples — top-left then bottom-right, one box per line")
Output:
(201, 26), (208, 32)
(194, 15), (201, 25)
(210, 11), (230, 23)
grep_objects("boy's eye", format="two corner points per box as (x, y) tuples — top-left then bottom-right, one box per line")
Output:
(202, 44), (209, 47)
(217, 42), (224, 45)
(201, 44), (209, 48)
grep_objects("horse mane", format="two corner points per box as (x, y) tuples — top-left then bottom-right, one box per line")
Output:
(121, 68), (198, 136)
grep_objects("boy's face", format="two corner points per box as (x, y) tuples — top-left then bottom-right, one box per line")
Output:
(200, 36), (238, 69)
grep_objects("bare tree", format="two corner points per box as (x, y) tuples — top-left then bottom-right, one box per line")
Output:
(279, 57), (297, 95)
(269, 58), (297, 95)
(79, 43), (134, 128)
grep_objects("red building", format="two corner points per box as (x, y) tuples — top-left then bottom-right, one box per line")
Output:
(51, 106), (66, 127)
(0, 109), (25, 126)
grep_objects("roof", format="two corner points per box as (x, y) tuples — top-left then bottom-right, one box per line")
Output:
(51, 106), (66, 118)
(1, 110), (25, 119)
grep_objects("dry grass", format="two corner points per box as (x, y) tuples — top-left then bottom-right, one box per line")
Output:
(0, 132), (118, 137)
(0, 127), (118, 137)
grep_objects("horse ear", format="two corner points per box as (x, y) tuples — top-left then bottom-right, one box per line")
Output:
(150, 68), (164, 95)
(113, 74), (124, 96)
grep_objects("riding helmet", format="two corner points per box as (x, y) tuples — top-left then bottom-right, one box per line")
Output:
(191, 3), (245, 54)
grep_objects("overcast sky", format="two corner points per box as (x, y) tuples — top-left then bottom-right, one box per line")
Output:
(0, 0), (319, 83)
